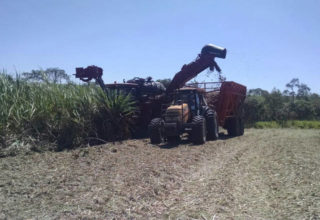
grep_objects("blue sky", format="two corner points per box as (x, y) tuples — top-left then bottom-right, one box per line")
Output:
(1, 0), (319, 93)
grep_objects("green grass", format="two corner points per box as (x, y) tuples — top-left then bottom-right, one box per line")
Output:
(0, 73), (135, 156)
(253, 120), (320, 129)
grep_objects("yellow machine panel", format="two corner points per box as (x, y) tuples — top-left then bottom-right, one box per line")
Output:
(166, 103), (190, 123)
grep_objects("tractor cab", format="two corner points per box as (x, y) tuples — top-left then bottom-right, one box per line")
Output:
(172, 87), (207, 117)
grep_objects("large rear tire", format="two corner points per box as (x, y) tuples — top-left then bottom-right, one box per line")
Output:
(227, 117), (240, 136)
(205, 109), (219, 140)
(227, 117), (244, 136)
(148, 118), (164, 144)
(192, 116), (206, 145)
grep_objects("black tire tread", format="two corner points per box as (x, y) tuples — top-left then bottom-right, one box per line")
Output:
(227, 117), (239, 136)
(149, 118), (163, 144)
(205, 109), (219, 140)
(227, 117), (244, 136)
(192, 116), (206, 145)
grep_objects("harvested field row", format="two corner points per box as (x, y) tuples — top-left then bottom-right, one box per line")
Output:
(0, 129), (319, 219)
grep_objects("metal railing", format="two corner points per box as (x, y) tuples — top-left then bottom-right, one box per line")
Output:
(186, 82), (222, 93)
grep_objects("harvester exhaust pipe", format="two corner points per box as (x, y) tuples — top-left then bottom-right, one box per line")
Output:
(201, 44), (227, 59)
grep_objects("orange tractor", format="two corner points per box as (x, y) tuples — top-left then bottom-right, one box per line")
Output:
(149, 81), (246, 144)
(148, 44), (246, 144)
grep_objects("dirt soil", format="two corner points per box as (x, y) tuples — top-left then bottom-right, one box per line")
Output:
(0, 129), (320, 219)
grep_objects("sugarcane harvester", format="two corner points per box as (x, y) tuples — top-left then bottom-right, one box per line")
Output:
(75, 66), (166, 134)
(75, 44), (246, 144)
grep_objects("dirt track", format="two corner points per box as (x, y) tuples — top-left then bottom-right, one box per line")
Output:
(0, 129), (320, 219)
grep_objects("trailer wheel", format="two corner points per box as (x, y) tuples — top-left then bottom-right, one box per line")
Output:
(148, 118), (164, 144)
(192, 116), (206, 144)
(205, 109), (219, 140)
(227, 117), (240, 136)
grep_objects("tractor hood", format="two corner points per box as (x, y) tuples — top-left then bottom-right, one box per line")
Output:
(166, 103), (190, 123)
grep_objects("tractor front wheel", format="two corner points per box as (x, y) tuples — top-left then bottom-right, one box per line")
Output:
(205, 109), (219, 140)
(148, 118), (164, 144)
(192, 116), (206, 145)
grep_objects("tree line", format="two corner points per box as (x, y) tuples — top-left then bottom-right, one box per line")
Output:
(244, 78), (320, 124)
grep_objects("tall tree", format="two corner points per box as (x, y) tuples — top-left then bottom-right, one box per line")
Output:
(297, 83), (311, 98)
(286, 78), (300, 102)
(46, 68), (70, 84)
(23, 68), (70, 84)
(248, 88), (269, 97)
(264, 89), (285, 120)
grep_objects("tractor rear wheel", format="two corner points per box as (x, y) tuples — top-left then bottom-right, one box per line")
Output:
(192, 116), (206, 145)
(205, 109), (219, 140)
(148, 118), (164, 144)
